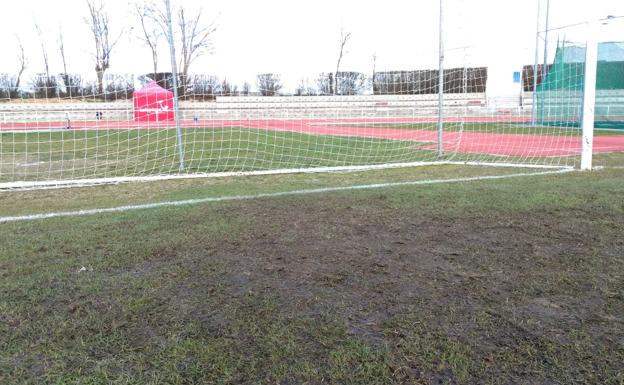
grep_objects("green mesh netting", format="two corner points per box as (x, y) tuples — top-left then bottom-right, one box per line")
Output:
(536, 41), (624, 129)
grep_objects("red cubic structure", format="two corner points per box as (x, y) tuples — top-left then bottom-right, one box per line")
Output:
(133, 81), (174, 122)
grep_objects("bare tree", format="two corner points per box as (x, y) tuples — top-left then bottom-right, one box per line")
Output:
(295, 78), (312, 96)
(175, 6), (216, 92)
(58, 27), (69, 96)
(135, 3), (161, 78)
(221, 78), (236, 96)
(336, 72), (366, 95)
(33, 20), (58, 98)
(371, 53), (377, 94)
(104, 73), (134, 100)
(294, 80), (305, 96)
(316, 73), (332, 95)
(86, 0), (122, 95)
(295, 77), (316, 96)
(57, 27), (80, 98)
(33, 21), (50, 83)
(256, 73), (282, 96)
(14, 37), (27, 97)
(32, 73), (59, 99)
(187, 74), (220, 100)
(335, 28), (351, 95)
(241, 82), (250, 96)
(151, 3), (217, 95)
(0, 74), (18, 99)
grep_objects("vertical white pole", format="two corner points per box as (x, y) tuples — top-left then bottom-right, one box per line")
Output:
(542, 0), (550, 74)
(540, 0), (550, 125)
(165, 0), (185, 171)
(437, 0), (444, 156)
(581, 20), (598, 170)
(531, 0), (541, 127)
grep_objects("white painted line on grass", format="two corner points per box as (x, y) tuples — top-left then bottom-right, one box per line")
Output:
(0, 168), (574, 224)
(0, 161), (569, 190)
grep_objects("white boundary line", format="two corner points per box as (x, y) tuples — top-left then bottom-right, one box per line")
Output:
(0, 168), (574, 224)
(0, 161), (570, 191)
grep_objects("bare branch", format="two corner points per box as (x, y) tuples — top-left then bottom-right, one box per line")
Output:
(15, 36), (27, 94)
(256, 73), (282, 96)
(59, 26), (67, 77)
(335, 28), (351, 95)
(135, 2), (161, 76)
(58, 26), (80, 98)
(372, 53), (377, 94)
(148, 1), (217, 96)
(33, 19), (50, 81)
(86, 0), (123, 95)
(177, 6), (217, 84)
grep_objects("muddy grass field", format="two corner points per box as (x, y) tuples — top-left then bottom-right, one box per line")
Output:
(1, 165), (623, 384)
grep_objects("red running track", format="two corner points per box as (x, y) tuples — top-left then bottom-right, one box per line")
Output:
(2, 117), (624, 157)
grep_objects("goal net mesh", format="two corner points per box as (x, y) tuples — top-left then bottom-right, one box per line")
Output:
(0, 2), (621, 189)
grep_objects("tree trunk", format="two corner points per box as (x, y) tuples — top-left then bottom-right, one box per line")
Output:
(97, 70), (104, 97)
(153, 57), (158, 81)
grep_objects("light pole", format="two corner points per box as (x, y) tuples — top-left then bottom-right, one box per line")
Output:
(531, 0), (542, 127)
(437, 0), (444, 156)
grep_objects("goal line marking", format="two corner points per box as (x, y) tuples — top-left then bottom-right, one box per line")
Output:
(0, 168), (574, 224)
(0, 161), (567, 191)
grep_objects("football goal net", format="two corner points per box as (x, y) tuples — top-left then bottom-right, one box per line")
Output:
(0, 1), (621, 190)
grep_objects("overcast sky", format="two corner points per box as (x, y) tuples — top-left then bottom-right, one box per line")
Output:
(0, 0), (622, 92)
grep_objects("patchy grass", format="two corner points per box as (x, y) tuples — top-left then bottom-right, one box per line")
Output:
(0, 164), (547, 217)
(1, 167), (623, 384)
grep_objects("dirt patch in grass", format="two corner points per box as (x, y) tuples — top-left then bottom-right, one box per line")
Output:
(130, 195), (622, 383)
